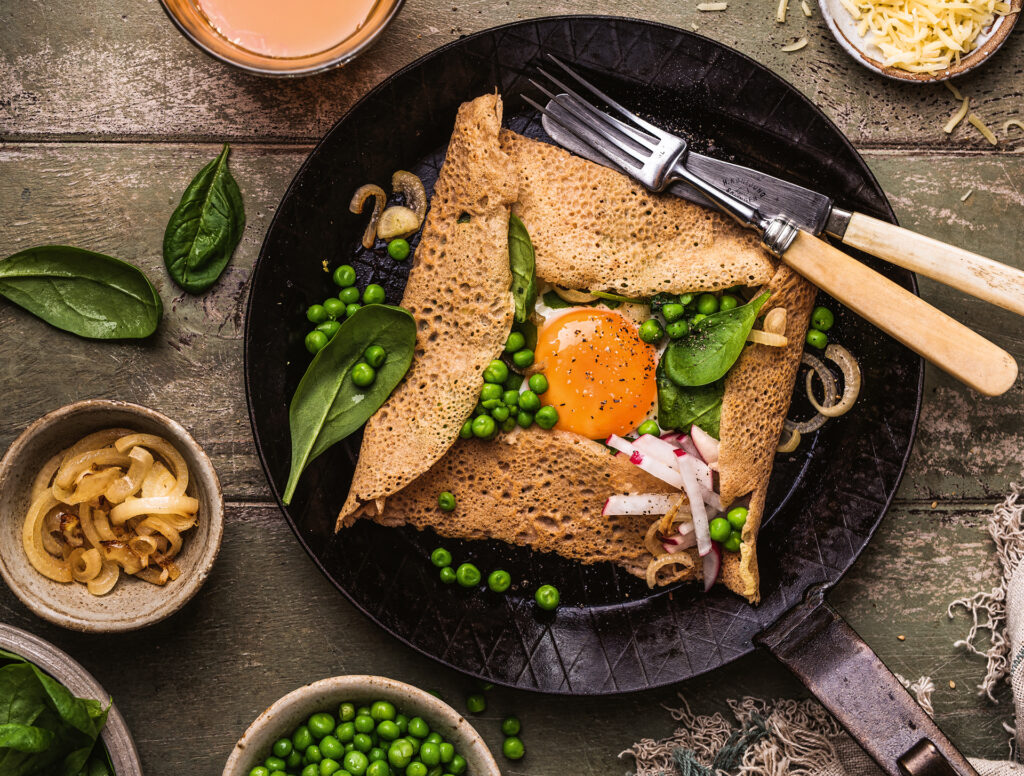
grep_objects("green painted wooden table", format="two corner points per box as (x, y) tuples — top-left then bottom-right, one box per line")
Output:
(1, 1), (1022, 773)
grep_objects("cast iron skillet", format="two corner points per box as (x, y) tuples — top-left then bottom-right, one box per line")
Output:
(245, 17), (970, 775)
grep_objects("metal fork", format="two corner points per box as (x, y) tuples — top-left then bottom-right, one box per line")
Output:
(520, 56), (1018, 397)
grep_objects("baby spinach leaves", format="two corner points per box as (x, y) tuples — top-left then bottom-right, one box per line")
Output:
(0, 648), (113, 776)
(656, 363), (723, 438)
(163, 144), (245, 294)
(662, 291), (770, 387)
(283, 304), (416, 505)
(0, 246), (162, 339)
(508, 215), (536, 324)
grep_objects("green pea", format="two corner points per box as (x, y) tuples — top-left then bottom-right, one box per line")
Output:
(305, 330), (329, 355)
(439, 566), (457, 584)
(518, 390), (541, 412)
(394, 715), (408, 736)
(362, 284), (386, 305)
(503, 372), (524, 391)
(811, 305), (835, 331)
(346, 302), (362, 318)
(305, 745), (323, 764)
(481, 399), (503, 412)
(388, 239), (411, 261)
(287, 751), (303, 769)
(501, 717), (521, 736)
(480, 382), (503, 402)
(388, 740), (415, 769)
(316, 320), (341, 339)
(368, 748), (386, 762)
(535, 405), (559, 430)
(471, 415), (496, 439)
(511, 349), (534, 369)
(318, 758), (340, 776)
(370, 701), (395, 722)
(662, 303), (685, 322)
(666, 320), (689, 340)
(364, 345), (386, 368)
(676, 292), (693, 307)
(528, 373), (548, 394)
(407, 763), (428, 776)
(501, 390), (520, 407)
(344, 750), (369, 776)
(502, 737), (525, 761)
(335, 722), (355, 743)
(483, 359), (509, 384)
(638, 319), (664, 344)
(806, 328), (828, 349)
(501, 416), (517, 432)
(465, 693), (486, 713)
(333, 265), (357, 287)
(535, 584), (560, 610)
(727, 506), (748, 529)
(320, 736), (344, 760)
(709, 517), (731, 543)
(376, 720), (400, 741)
(504, 331), (526, 353)
(338, 704), (356, 723)
(350, 362), (376, 388)
(353, 733), (373, 752)
(449, 754), (467, 775)
(366, 761), (390, 776)
(438, 743), (454, 764)
(310, 714), (336, 739)
(323, 298), (346, 319)
(356, 707), (371, 716)
(294, 726), (315, 751)
(250, 768), (271, 776)
(301, 765), (319, 776)
(420, 742), (441, 767)
(339, 285), (361, 304)
(344, 743), (355, 753)
(690, 313), (707, 325)
(459, 419), (473, 439)
(719, 294), (740, 311)
(488, 569), (511, 593)
(490, 405), (510, 422)
(637, 420), (660, 437)
(424, 732), (442, 744)
(431, 547), (452, 567)
(407, 717), (430, 739)
(696, 293), (719, 315)
(354, 715), (375, 734)
(724, 531), (742, 553)
(307, 304), (328, 324)
(516, 410), (534, 428)
(437, 491), (456, 512)
(456, 563), (481, 588)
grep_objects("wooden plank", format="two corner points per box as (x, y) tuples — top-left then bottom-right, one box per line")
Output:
(1, 145), (1021, 502)
(1, 0), (1022, 148)
(0, 501), (1010, 774)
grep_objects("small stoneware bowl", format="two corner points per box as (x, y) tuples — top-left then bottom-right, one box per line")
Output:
(0, 623), (143, 776)
(0, 399), (224, 632)
(223, 676), (502, 776)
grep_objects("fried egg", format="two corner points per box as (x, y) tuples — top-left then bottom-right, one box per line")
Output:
(534, 306), (657, 439)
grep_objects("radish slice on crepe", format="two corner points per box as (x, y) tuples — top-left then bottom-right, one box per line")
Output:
(663, 530), (697, 554)
(690, 425), (720, 466)
(606, 435), (685, 489)
(603, 493), (679, 516)
(677, 454), (712, 556)
(632, 434), (680, 467)
(677, 435), (701, 460)
(702, 542), (722, 592)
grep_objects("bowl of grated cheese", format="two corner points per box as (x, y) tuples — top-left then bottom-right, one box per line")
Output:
(818, 0), (1021, 81)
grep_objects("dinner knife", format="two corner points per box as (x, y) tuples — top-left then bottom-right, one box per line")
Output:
(541, 101), (1024, 318)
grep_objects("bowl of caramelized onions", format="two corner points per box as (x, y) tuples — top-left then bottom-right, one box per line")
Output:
(0, 400), (223, 632)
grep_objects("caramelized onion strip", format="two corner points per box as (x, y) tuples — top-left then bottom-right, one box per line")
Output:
(23, 493), (72, 583)
(645, 552), (696, 589)
(114, 434), (188, 497)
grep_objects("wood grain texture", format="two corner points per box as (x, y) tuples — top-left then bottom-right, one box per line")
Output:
(0, 0), (1022, 148)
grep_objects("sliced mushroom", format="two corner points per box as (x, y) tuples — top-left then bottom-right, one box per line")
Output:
(350, 184), (386, 249)
(553, 287), (599, 304)
(392, 171), (427, 223)
(377, 206), (421, 241)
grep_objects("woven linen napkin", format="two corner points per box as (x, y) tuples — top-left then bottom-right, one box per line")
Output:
(623, 484), (1024, 776)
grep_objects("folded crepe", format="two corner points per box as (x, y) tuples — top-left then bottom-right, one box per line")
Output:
(338, 95), (815, 603)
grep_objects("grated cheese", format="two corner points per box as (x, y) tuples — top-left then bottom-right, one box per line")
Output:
(802, 0), (814, 14)
(944, 96), (970, 132)
(960, 189), (973, 201)
(697, 2), (728, 9)
(943, 81), (965, 101)
(839, 0), (1012, 73)
(968, 112), (998, 145)
(777, 0), (789, 22)
(781, 37), (810, 50)
(1005, 119), (1024, 133)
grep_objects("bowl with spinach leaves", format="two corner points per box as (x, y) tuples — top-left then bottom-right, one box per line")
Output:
(0, 622), (141, 776)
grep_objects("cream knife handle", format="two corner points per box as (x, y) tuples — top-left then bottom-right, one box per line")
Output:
(841, 212), (1024, 317)
(782, 230), (1018, 397)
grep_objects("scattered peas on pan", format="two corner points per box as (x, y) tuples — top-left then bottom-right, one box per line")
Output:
(534, 584), (560, 611)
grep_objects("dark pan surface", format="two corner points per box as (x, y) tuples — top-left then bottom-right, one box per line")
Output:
(244, 16), (923, 694)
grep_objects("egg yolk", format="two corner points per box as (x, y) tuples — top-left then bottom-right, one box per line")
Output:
(534, 308), (657, 439)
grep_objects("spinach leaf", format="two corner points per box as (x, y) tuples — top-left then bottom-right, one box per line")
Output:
(662, 291), (770, 387)
(0, 246), (162, 339)
(163, 143), (245, 294)
(283, 304), (416, 504)
(508, 215), (536, 323)
(656, 361), (723, 438)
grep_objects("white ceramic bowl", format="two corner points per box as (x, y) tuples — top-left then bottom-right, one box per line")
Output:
(223, 676), (502, 776)
(0, 399), (224, 632)
(0, 622), (142, 775)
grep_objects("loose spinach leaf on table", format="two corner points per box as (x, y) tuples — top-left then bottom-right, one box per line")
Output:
(0, 649), (112, 776)
(662, 291), (770, 387)
(656, 361), (723, 438)
(283, 304), (417, 505)
(508, 214), (536, 323)
(0, 246), (162, 339)
(163, 143), (245, 294)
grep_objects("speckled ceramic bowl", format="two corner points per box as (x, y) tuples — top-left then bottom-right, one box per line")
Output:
(0, 623), (142, 775)
(223, 676), (502, 776)
(0, 399), (224, 632)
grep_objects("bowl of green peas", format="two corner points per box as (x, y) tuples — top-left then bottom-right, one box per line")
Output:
(223, 675), (501, 776)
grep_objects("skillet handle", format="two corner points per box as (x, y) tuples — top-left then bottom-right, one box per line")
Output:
(754, 585), (978, 776)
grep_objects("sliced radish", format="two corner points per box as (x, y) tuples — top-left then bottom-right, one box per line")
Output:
(663, 531), (697, 554)
(660, 431), (684, 444)
(690, 425), (720, 466)
(702, 489), (724, 514)
(627, 450), (684, 489)
(676, 451), (713, 493)
(702, 542), (722, 592)
(677, 454), (712, 556)
(633, 434), (680, 468)
(678, 521), (695, 540)
(605, 434), (636, 457)
(678, 435), (701, 461)
(603, 493), (678, 516)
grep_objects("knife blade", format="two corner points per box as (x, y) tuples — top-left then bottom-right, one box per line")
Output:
(541, 96), (844, 238)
